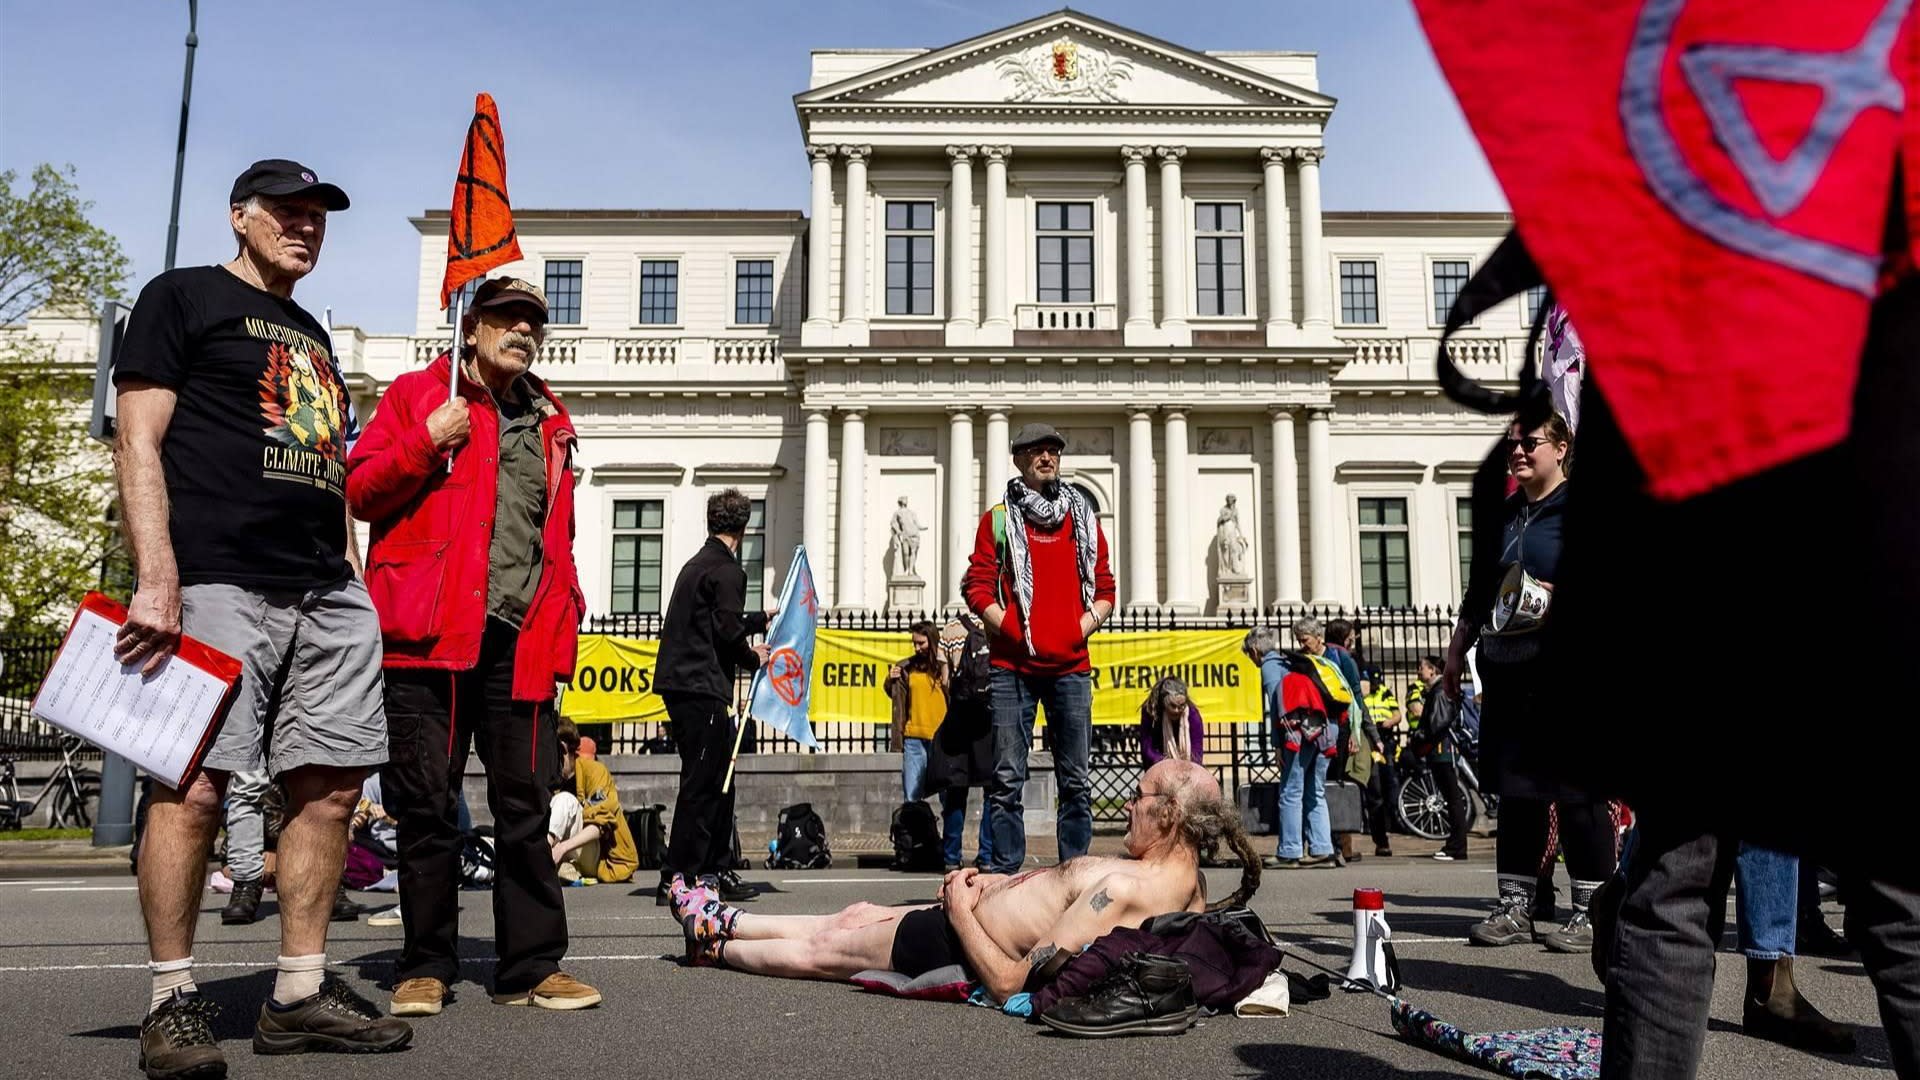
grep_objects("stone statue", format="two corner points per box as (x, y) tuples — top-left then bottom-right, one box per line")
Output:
(1215, 494), (1250, 578)
(889, 496), (926, 578)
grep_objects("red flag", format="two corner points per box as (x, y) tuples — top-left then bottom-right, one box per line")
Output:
(1410, 0), (1915, 501)
(439, 93), (522, 309)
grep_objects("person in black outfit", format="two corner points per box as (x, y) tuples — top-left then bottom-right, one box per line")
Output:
(1448, 408), (1616, 953)
(652, 488), (771, 904)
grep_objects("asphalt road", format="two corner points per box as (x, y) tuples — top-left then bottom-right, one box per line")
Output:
(0, 846), (1896, 1079)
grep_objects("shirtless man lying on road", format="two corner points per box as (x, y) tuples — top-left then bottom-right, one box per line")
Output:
(668, 759), (1261, 1003)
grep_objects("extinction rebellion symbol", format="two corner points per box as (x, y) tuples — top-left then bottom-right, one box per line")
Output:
(767, 648), (807, 707)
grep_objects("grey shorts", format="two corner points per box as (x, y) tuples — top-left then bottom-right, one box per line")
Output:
(182, 578), (389, 777)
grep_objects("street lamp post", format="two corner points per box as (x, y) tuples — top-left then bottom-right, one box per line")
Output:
(94, 0), (199, 849)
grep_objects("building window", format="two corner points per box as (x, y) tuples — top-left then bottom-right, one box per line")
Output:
(639, 260), (678, 325)
(1339, 260), (1379, 324)
(740, 499), (767, 602)
(735, 260), (774, 324)
(1456, 496), (1473, 597)
(885, 201), (935, 316)
(1523, 284), (1549, 325)
(610, 499), (665, 615)
(443, 278), (481, 321)
(1036, 201), (1093, 304)
(1432, 260), (1470, 324)
(1357, 496), (1411, 606)
(1193, 203), (1245, 317)
(544, 260), (583, 325)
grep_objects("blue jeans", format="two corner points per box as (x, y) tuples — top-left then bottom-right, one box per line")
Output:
(902, 738), (932, 800)
(1735, 843), (1799, 960)
(1276, 745), (1332, 859)
(988, 669), (1093, 871)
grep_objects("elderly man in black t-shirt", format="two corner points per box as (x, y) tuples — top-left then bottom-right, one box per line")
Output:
(113, 160), (410, 1078)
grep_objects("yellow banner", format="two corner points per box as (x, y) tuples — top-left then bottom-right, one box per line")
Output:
(562, 629), (1262, 728)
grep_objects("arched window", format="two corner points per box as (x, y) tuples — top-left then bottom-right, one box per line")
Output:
(1071, 482), (1102, 515)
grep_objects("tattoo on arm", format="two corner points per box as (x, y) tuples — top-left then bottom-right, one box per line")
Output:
(1089, 888), (1112, 912)
(1028, 944), (1059, 970)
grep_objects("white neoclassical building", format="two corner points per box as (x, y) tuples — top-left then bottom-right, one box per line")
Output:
(317, 13), (1532, 617)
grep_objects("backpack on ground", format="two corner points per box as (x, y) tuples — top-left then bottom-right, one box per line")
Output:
(890, 799), (945, 872)
(945, 613), (994, 706)
(625, 804), (668, 871)
(765, 802), (831, 870)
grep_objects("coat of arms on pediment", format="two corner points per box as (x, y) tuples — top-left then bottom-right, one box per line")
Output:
(997, 37), (1134, 103)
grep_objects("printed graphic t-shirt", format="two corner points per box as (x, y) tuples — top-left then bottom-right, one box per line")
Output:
(115, 266), (352, 589)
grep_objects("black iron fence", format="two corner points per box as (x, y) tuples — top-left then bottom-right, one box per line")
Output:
(0, 632), (75, 761)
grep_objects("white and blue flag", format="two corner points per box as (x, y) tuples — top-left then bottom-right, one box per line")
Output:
(745, 546), (820, 748)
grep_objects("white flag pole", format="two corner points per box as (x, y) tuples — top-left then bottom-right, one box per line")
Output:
(446, 290), (463, 473)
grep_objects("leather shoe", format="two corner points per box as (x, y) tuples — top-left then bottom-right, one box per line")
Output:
(711, 870), (756, 902)
(222, 878), (264, 925)
(1038, 953), (1198, 1038)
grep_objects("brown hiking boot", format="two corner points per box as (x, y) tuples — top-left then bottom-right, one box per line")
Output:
(1743, 956), (1855, 1055)
(389, 977), (447, 1017)
(252, 974), (413, 1055)
(139, 990), (226, 1079)
(490, 972), (603, 1010)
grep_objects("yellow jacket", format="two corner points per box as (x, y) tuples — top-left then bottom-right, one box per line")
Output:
(574, 757), (638, 884)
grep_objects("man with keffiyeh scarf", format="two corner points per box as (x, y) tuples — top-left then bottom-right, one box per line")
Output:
(961, 423), (1116, 874)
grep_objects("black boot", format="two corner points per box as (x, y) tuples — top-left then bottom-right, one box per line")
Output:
(222, 878), (264, 925)
(1743, 956), (1855, 1055)
(1038, 953), (1198, 1037)
(1796, 917), (1855, 958)
(329, 884), (361, 922)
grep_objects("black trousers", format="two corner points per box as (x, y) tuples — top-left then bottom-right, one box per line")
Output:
(663, 693), (736, 880)
(1429, 759), (1472, 858)
(1497, 795), (1616, 884)
(381, 623), (567, 994)
(1602, 818), (1920, 1079)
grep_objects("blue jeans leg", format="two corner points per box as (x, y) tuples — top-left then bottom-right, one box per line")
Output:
(938, 786), (966, 866)
(1039, 672), (1094, 862)
(1735, 843), (1799, 960)
(976, 800), (994, 866)
(1304, 752), (1333, 857)
(901, 738), (931, 802)
(1277, 746), (1305, 860)
(988, 670), (1037, 873)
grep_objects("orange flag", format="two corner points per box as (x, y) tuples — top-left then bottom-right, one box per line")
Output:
(439, 93), (522, 309)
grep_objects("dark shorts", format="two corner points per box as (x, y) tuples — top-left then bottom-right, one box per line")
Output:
(890, 906), (970, 979)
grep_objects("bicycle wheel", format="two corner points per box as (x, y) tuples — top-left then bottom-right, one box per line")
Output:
(52, 781), (91, 829)
(1397, 771), (1448, 841)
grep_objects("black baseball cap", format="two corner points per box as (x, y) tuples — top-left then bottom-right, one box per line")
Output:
(1010, 422), (1067, 454)
(228, 159), (351, 211)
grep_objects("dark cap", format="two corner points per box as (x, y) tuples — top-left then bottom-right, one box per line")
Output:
(1010, 422), (1066, 454)
(470, 276), (549, 319)
(229, 159), (350, 211)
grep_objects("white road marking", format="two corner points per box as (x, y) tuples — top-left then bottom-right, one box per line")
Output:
(0, 880), (85, 886)
(31, 886), (139, 892)
(0, 953), (669, 974)
(776, 877), (942, 884)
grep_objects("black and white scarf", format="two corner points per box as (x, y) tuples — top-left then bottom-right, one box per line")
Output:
(1003, 478), (1096, 655)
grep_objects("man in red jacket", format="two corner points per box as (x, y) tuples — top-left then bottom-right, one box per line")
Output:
(346, 276), (600, 1018)
(961, 423), (1115, 872)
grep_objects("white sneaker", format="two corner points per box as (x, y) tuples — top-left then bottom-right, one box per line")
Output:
(1431, 852), (1457, 862)
(367, 905), (403, 927)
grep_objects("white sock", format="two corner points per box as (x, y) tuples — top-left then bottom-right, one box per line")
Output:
(149, 956), (196, 1014)
(272, 953), (327, 1005)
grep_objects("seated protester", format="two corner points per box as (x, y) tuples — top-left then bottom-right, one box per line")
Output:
(352, 773), (400, 866)
(668, 759), (1259, 1004)
(1138, 676), (1205, 766)
(547, 722), (639, 885)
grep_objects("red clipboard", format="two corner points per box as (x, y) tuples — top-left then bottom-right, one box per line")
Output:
(29, 592), (244, 787)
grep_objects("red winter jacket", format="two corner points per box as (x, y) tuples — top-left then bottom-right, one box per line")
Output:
(960, 505), (1115, 677)
(345, 352), (583, 702)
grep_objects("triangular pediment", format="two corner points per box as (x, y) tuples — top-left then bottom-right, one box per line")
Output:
(796, 10), (1334, 112)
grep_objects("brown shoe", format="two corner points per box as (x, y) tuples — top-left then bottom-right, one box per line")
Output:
(389, 977), (446, 1018)
(491, 972), (603, 1011)
(139, 990), (226, 1079)
(252, 975), (414, 1055)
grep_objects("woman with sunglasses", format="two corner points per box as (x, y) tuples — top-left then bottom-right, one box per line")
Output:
(1446, 408), (1616, 954)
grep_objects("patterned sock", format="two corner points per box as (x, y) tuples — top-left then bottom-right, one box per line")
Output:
(149, 957), (196, 1014)
(689, 936), (729, 969)
(1496, 874), (1538, 910)
(682, 893), (743, 944)
(271, 953), (327, 1006)
(1570, 879), (1604, 913)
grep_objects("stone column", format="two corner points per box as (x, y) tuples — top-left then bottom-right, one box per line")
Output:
(1297, 148), (1331, 332)
(1269, 406), (1302, 604)
(1260, 148), (1293, 332)
(946, 146), (976, 331)
(1122, 147), (1151, 331)
(982, 146), (1011, 330)
(1126, 407), (1158, 609)
(836, 407), (868, 610)
(983, 408), (1011, 495)
(946, 407), (975, 606)
(1156, 146), (1188, 330)
(806, 146), (834, 328)
(804, 408), (831, 602)
(1306, 407), (1336, 602)
(839, 145), (871, 328)
(1163, 407), (1195, 610)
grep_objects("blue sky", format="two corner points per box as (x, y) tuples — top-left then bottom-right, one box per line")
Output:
(0, 0), (1501, 334)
